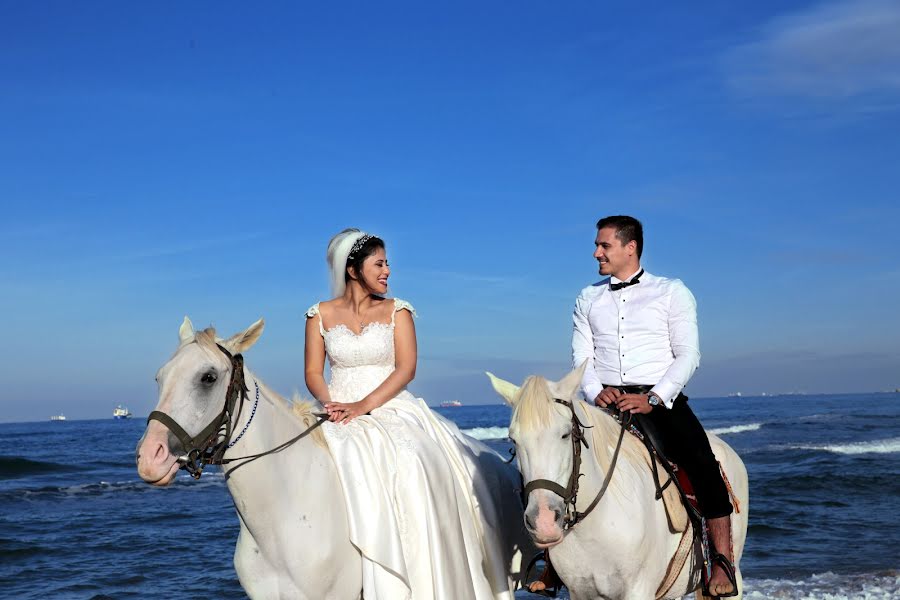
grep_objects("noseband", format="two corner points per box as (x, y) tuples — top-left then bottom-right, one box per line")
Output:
(522, 399), (630, 530)
(148, 344), (326, 479)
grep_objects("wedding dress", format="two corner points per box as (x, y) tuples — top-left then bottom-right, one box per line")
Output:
(306, 299), (512, 600)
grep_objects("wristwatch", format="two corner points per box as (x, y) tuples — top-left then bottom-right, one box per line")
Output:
(647, 392), (662, 407)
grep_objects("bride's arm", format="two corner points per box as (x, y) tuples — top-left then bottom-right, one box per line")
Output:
(328, 309), (417, 424)
(365, 309), (417, 405)
(304, 317), (332, 406)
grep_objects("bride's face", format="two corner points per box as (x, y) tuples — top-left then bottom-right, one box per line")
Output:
(354, 247), (390, 295)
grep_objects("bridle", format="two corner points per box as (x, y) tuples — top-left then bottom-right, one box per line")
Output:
(147, 343), (327, 480)
(521, 398), (630, 530)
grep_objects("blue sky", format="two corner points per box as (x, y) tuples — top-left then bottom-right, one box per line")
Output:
(2, 1), (899, 422)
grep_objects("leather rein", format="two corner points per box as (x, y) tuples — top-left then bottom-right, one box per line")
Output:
(147, 344), (327, 480)
(522, 399), (630, 530)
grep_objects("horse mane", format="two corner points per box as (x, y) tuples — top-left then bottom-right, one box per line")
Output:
(579, 403), (650, 499)
(289, 392), (327, 448)
(511, 376), (556, 430)
(513, 375), (651, 499)
(190, 328), (326, 448)
(193, 327), (220, 353)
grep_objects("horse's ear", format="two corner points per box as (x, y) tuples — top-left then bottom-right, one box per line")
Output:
(179, 316), (194, 344)
(553, 360), (588, 401)
(486, 372), (521, 406)
(223, 318), (265, 353)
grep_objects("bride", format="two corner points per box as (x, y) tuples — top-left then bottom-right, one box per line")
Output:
(304, 228), (514, 600)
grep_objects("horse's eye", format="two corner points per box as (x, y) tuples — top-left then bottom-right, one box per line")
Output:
(201, 372), (218, 384)
(561, 432), (570, 440)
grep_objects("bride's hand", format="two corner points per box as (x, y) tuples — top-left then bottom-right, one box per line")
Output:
(324, 399), (373, 424)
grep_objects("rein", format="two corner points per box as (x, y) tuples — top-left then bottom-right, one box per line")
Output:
(147, 344), (327, 479)
(522, 399), (630, 530)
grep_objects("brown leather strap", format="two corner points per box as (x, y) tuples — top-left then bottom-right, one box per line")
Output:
(655, 522), (695, 599)
(572, 410), (629, 525)
(524, 478), (570, 500)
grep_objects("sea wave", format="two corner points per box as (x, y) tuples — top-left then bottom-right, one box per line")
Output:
(463, 426), (509, 440)
(0, 456), (86, 480)
(1, 473), (226, 501)
(744, 570), (900, 600)
(467, 423), (764, 440)
(791, 437), (900, 455)
(709, 423), (762, 436)
(516, 571), (900, 599)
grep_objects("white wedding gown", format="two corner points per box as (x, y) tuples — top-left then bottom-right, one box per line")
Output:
(306, 299), (513, 600)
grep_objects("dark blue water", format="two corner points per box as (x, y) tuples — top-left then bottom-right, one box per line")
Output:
(2, 394), (899, 599)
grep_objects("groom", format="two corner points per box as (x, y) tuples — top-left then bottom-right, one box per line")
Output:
(572, 215), (737, 597)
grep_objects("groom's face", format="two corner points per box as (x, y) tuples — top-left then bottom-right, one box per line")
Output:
(594, 226), (632, 277)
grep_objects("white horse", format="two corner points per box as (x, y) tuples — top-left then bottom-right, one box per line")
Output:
(136, 317), (531, 599)
(487, 364), (748, 600)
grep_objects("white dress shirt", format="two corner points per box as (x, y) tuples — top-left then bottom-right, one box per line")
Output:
(572, 268), (700, 409)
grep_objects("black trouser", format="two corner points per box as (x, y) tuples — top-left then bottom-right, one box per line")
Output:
(607, 386), (733, 519)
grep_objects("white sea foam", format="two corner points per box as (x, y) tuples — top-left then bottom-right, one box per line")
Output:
(709, 423), (762, 436)
(743, 571), (900, 600)
(792, 437), (900, 455)
(515, 570), (900, 599)
(462, 426), (509, 440)
(467, 423), (763, 440)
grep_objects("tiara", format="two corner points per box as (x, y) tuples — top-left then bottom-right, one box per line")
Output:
(347, 234), (375, 260)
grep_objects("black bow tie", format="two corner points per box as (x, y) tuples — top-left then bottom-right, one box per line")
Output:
(609, 269), (644, 291)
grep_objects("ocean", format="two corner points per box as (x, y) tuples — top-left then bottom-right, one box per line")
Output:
(2, 393), (899, 599)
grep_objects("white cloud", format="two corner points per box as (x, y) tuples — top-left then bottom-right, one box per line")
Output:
(724, 0), (900, 105)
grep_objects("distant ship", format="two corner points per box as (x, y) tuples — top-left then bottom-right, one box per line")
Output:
(50, 414), (67, 421)
(440, 400), (463, 408)
(113, 405), (132, 419)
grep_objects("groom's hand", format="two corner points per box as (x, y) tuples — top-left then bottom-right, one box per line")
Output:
(595, 387), (622, 408)
(616, 393), (653, 414)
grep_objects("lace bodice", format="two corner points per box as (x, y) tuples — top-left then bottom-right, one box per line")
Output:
(306, 298), (416, 403)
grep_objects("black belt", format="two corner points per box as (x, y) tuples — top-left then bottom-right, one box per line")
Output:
(603, 383), (654, 394)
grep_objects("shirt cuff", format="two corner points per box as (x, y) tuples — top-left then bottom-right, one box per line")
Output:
(583, 382), (604, 404)
(650, 383), (680, 409)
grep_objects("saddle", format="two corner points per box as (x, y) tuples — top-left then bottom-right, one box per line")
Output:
(619, 410), (692, 533)
(612, 408), (741, 598)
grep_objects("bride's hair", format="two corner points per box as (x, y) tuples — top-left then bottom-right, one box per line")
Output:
(326, 228), (386, 296)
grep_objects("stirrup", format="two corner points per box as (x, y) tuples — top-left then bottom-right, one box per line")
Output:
(522, 551), (561, 597)
(704, 552), (738, 598)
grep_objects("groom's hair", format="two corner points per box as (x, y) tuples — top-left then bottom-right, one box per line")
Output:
(596, 215), (643, 259)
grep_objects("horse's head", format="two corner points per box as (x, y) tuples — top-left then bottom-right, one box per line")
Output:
(136, 316), (264, 486)
(487, 362), (587, 548)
